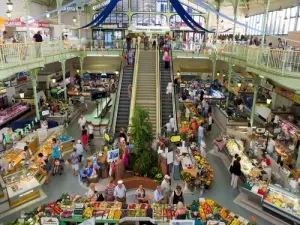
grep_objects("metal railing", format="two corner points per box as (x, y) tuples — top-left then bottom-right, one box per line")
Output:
(169, 46), (178, 133)
(156, 44), (161, 136)
(128, 43), (140, 131)
(0, 39), (124, 69)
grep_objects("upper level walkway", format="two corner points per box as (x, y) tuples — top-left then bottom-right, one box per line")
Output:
(0, 40), (299, 91)
(0, 40), (123, 80)
(171, 41), (300, 92)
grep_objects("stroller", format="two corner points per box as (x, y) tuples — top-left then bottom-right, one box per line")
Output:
(52, 158), (65, 175)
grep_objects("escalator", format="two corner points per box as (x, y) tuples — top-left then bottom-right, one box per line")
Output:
(114, 57), (135, 135)
(160, 50), (174, 128)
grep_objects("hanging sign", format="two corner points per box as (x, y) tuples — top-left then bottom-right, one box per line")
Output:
(5, 18), (49, 28)
(61, 6), (84, 12)
(107, 149), (119, 162)
(92, 0), (115, 10)
(104, 133), (110, 141)
(274, 87), (295, 102)
(41, 217), (59, 225)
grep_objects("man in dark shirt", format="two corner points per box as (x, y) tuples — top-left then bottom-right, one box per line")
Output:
(33, 31), (43, 57)
(119, 128), (127, 142)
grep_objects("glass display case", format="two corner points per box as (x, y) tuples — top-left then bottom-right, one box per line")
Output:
(2, 169), (41, 207)
(263, 184), (300, 224)
(0, 102), (30, 127)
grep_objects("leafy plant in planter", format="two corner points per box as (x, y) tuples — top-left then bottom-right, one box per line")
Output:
(148, 167), (161, 179)
(130, 105), (153, 155)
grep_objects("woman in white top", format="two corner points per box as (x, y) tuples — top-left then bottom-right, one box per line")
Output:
(267, 137), (276, 155)
(166, 82), (173, 99)
(173, 150), (181, 180)
(87, 183), (98, 200)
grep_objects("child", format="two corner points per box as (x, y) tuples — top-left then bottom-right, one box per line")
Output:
(53, 158), (60, 175)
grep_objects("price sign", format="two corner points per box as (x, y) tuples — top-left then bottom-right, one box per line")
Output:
(104, 133), (110, 141)
(41, 217), (59, 225)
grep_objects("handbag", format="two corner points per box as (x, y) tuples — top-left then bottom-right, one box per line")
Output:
(96, 193), (105, 202)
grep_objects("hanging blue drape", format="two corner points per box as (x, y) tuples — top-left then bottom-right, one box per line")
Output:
(80, 0), (119, 28)
(92, 0), (119, 28)
(170, 0), (214, 33)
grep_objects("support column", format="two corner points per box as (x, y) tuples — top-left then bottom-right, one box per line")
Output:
(226, 63), (233, 107)
(57, 0), (63, 40)
(212, 59), (216, 81)
(215, 0), (221, 41)
(77, 3), (82, 42)
(261, 0), (271, 46)
(29, 68), (40, 120)
(250, 84), (258, 126)
(60, 59), (67, 102)
(79, 56), (85, 91)
(23, 0), (30, 42)
(232, 0), (239, 45)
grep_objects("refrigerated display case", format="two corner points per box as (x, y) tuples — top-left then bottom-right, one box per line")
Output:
(0, 102), (31, 128)
(263, 184), (300, 224)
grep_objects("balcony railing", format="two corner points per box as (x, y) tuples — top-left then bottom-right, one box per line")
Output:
(0, 40), (124, 70)
(1, 40), (300, 78)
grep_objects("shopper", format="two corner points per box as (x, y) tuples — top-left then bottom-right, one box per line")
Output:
(164, 53), (170, 70)
(87, 183), (98, 200)
(33, 31), (43, 57)
(173, 150), (181, 180)
(79, 95), (87, 111)
(135, 184), (148, 203)
(121, 143), (129, 168)
(175, 202), (188, 219)
(122, 51), (128, 67)
(81, 125), (88, 151)
(76, 140), (83, 162)
(69, 148), (79, 176)
(128, 84), (132, 99)
(170, 185), (184, 204)
(78, 115), (86, 131)
(247, 123), (253, 136)
(114, 180), (126, 203)
(207, 113), (212, 135)
(104, 178), (116, 202)
(259, 152), (272, 180)
(231, 157), (241, 189)
(266, 137), (276, 155)
(21, 146), (32, 167)
(119, 128), (127, 142)
(51, 138), (60, 161)
(229, 154), (239, 173)
(164, 121), (172, 137)
(153, 186), (164, 203)
(273, 114), (279, 129)
(88, 123), (94, 143)
(126, 36), (131, 52)
(200, 141), (206, 158)
(198, 122), (205, 149)
(169, 115), (176, 132)
(166, 82), (173, 99)
(161, 174), (171, 204)
(137, 35), (141, 46)
(128, 49), (134, 65)
(37, 152), (51, 184)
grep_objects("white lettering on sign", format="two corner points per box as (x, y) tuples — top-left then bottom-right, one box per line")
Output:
(92, 0), (111, 10)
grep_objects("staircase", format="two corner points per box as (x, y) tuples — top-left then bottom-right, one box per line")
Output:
(135, 50), (157, 134)
(160, 51), (173, 127)
(115, 65), (134, 135)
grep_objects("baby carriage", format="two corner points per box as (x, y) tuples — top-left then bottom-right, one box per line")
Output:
(52, 158), (65, 175)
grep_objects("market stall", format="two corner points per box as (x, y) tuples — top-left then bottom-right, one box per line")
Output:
(0, 102), (31, 128)
(212, 105), (248, 132)
(6, 193), (254, 225)
(179, 145), (214, 190)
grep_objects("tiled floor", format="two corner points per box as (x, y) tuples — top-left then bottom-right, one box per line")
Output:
(2, 103), (276, 224)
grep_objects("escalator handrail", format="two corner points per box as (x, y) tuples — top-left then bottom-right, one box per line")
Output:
(128, 43), (140, 132)
(169, 44), (178, 131)
(156, 41), (161, 136)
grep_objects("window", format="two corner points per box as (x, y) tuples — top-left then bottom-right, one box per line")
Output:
(132, 13), (167, 26)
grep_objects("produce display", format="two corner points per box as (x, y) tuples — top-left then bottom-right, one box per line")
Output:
(184, 102), (200, 116)
(226, 139), (254, 176)
(181, 145), (214, 188)
(188, 199), (250, 225)
(0, 102), (30, 127)
(6, 193), (256, 225)
(264, 185), (300, 218)
(67, 90), (91, 96)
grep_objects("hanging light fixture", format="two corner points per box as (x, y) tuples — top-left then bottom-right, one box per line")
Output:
(177, 71), (180, 76)
(266, 99), (272, 104)
(7, 0), (13, 11)
(217, 71), (220, 76)
(237, 83), (241, 87)
(278, 6), (283, 11)
(115, 70), (119, 75)
(46, 11), (50, 18)
(73, 16), (77, 23)
(76, 69), (80, 73)
(6, 10), (12, 19)
(51, 77), (56, 83)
